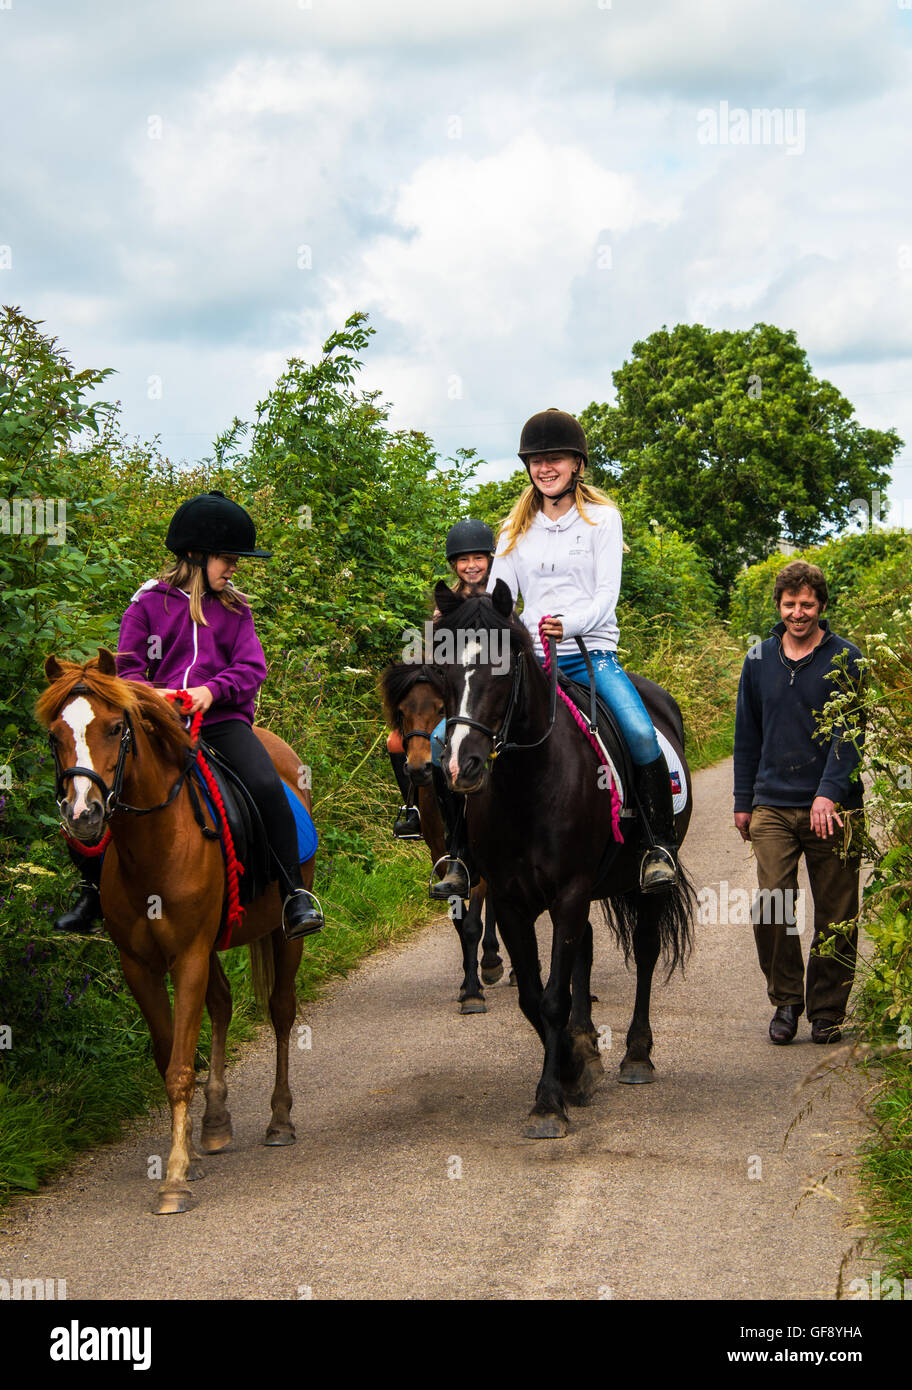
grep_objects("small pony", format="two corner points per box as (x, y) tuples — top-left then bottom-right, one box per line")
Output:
(37, 649), (316, 1215)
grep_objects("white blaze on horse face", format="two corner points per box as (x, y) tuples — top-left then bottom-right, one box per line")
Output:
(448, 639), (482, 781)
(60, 696), (98, 817)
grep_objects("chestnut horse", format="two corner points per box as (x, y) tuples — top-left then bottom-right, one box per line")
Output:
(380, 662), (504, 1011)
(37, 650), (315, 1215)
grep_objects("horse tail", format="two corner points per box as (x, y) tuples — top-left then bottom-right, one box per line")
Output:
(599, 862), (697, 978)
(248, 936), (275, 1011)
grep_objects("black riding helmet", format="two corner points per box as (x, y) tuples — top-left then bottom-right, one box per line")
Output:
(445, 518), (496, 563)
(518, 408), (587, 502)
(165, 491), (272, 559)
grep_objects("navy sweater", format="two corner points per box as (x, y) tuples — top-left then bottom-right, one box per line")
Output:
(733, 620), (865, 814)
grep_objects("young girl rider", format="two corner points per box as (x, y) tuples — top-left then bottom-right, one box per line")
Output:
(55, 491), (323, 939)
(389, 519), (496, 898)
(489, 409), (678, 892)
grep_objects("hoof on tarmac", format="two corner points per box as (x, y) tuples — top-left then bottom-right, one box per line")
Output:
(522, 1112), (570, 1139)
(153, 1187), (194, 1215)
(459, 996), (487, 1015)
(481, 960), (504, 985)
(618, 1059), (656, 1085)
(264, 1125), (296, 1146)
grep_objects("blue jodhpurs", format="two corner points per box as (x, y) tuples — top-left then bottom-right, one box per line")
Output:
(431, 649), (659, 768)
(553, 649), (660, 767)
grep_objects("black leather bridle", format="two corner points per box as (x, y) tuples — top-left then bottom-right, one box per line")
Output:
(443, 635), (559, 760)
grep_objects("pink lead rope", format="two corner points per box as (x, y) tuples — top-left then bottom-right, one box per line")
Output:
(538, 616), (624, 845)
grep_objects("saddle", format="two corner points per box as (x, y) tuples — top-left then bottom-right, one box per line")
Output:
(189, 743), (273, 908)
(189, 741), (318, 911)
(556, 671), (636, 817)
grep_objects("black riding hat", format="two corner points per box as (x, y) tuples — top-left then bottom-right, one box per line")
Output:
(165, 491), (272, 559)
(445, 519), (496, 562)
(518, 408), (588, 465)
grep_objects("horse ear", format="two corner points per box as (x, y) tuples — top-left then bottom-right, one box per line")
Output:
(45, 655), (64, 682)
(434, 581), (462, 616)
(97, 648), (117, 676)
(491, 578), (513, 618)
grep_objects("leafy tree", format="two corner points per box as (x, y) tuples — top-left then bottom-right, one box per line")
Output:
(0, 307), (136, 843)
(580, 322), (901, 595)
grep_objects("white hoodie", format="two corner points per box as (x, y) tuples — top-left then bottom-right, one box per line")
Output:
(488, 502), (622, 657)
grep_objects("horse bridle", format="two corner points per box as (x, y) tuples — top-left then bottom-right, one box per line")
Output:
(50, 687), (193, 823)
(443, 637), (558, 759)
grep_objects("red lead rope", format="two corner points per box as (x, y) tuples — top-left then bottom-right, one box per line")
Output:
(167, 691), (245, 948)
(538, 617), (624, 845)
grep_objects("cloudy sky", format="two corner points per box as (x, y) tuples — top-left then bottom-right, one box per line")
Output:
(3, 0), (911, 514)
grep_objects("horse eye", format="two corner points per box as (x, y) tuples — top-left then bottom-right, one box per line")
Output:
(109, 722), (123, 737)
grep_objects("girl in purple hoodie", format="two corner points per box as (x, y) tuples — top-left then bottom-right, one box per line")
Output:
(55, 491), (322, 941)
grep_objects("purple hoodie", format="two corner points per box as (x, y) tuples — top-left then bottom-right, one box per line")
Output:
(116, 581), (268, 727)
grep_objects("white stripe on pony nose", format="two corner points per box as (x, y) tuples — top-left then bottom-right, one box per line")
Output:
(448, 640), (481, 781)
(61, 696), (98, 818)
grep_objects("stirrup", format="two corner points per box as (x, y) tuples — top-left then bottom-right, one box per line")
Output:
(393, 804), (422, 839)
(429, 854), (470, 901)
(639, 845), (677, 893)
(282, 887), (325, 940)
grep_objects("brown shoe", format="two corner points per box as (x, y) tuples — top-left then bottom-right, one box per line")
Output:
(769, 1004), (801, 1044)
(811, 1018), (842, 1045)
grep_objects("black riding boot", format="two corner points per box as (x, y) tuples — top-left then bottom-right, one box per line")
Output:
(389, 750), (421, 839)
(54, 845), (105, 935)
(428, 765), (471, 900)
(633, 755), (678, 893)
(276, 859), (324, 941)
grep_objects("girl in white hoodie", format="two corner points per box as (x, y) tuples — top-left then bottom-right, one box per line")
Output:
(488, 408), (677, 892)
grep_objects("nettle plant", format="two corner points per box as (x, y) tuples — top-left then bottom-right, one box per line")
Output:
(816, 613), (912, 1030)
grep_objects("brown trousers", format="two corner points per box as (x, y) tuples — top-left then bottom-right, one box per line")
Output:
(749, 805), (862, 1023)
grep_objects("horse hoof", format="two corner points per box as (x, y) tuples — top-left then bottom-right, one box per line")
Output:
(153, 1188), (194, 1215)
(199, 1124), (232, 1154)
(264, 1126), (296, 1146)
(618, 1060), (656, 1085)
(459, 996), (487, 1015)
(522, 1113), (570, 1139)
(185, 1160), (206, 1181)
(481, 961), (504, 985)
(508, 970), (517, 987)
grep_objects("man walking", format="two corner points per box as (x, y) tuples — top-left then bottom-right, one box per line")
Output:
(734, 561), (864, 1045)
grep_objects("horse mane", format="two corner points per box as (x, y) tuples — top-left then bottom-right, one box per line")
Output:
(35, 655), (193, 766)
(379, 662), (445, 728)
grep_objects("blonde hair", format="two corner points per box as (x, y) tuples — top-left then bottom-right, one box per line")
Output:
(157, 556), (248, 626)
(498, 474), (618, 555)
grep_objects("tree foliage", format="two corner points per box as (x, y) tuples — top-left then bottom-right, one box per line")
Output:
(580, 322), (901, 594)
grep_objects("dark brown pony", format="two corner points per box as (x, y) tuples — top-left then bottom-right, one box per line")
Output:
(36, 650), (315, 1215)
(380, 662), (503, 1011)
(433, 582), (696, 1138)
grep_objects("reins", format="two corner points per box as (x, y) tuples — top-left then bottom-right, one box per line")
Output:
(442, 614), (624, 843)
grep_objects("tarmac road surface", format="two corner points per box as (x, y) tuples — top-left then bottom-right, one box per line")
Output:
(0, 759), (865, 1300)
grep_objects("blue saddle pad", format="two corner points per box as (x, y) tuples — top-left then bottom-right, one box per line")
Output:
(283, 782), (319, 863)
(197, 775), (318, 868)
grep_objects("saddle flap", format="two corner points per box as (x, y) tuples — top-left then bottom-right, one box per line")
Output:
(194, 742), (273, 907)
(556, 671), (634, 812)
